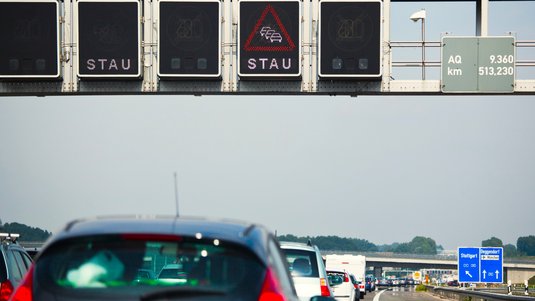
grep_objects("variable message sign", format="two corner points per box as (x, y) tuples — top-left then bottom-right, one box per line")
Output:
(158, 0), (221, 78)
(76, 0), (141, 78)
(442, 36), (515, 93)
(319, 0), (382, 78)
(239, 0), (301, 78)
(0, 0), (60, 78)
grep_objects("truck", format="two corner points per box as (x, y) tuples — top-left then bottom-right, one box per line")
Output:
(326, 254), (367, 296)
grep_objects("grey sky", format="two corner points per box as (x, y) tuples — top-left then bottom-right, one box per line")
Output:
(1, 1), (535, 250)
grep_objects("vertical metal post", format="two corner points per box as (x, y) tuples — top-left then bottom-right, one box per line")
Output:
(382, 0), (391, 92)
(422, 17), (425, 80)
(310, 0), (318, 92)
(301, 0), (311, 92)
(174, 172), (179, 217)
(476, 0), (489, 37)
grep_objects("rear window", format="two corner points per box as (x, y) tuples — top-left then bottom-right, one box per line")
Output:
(281, 248), (319, 278)
(327, 271), (346, 286)
(35, 234), (265, 298)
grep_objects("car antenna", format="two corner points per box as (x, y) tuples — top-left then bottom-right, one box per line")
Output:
(174, 172), (179, 217)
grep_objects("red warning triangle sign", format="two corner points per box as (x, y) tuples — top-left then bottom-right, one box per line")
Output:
(243, 4), (296, 52)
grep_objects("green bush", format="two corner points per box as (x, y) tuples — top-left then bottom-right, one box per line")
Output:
(415, 284), (427, 292)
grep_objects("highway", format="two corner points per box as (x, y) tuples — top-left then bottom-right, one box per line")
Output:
(370, 287), (442, 301)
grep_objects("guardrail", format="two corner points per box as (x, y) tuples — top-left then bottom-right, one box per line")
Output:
(430, 286), (535, 301)
(389, 40), (535, 70)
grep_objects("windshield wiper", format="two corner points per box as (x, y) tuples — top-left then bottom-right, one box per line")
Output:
(141, 287), (226, 301)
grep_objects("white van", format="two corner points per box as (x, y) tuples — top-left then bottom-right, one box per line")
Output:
(326, 254), (366, 297)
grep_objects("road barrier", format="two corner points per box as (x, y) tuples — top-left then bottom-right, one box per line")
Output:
(430, 286), (535, 301)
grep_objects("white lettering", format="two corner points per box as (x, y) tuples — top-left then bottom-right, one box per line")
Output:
(248, 58), (256, 70)
(84, 58), (133, 71)
(461, 253), (477, 259)
(269, 59), (279, 70)
(259, 58), (268, 69)
(87, 59), (95, 70)
(246, 58), (293, 70)
(448, 67), (462, 76)
(109, 59), (118, 71)
(122, 59), (131, 70)
(282, 58), (291, 70)
(98, 59), (107, 70)
(448, 55), (462, 64)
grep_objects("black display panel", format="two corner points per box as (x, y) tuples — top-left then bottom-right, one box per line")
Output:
(0, 1), (60, 78)
(159, 1), (221, 78)
(77, 1), (140, 78)
(319, 0), (382, 78)
(239, 0), (300, 77)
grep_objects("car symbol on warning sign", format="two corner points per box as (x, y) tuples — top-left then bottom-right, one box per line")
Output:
(243, 4), (295, 51)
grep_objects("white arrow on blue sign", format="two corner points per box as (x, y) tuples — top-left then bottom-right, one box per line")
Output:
(480, 247), (503, 283)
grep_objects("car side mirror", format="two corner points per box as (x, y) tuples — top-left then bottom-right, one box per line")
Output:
(310, 296), (337, 301)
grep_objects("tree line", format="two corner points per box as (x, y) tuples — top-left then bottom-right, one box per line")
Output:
(0, 220), (51, 242)
(482, 236), (535, 257)
(279, 233), (535, 257)
(2, 219), (534, 257)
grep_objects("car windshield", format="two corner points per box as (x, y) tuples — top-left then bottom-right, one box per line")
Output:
(36, 234), (265, 297)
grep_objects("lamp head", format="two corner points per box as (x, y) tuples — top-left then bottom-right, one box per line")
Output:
(410, 9), (426, 22)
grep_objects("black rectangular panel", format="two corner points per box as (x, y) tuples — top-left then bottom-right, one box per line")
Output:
(77, 1), (140, 78)
(239, 0), (301, 78)
(159, 1), (221, 78)
(0, 1), (60, 78)
(319, 0), (382, 78)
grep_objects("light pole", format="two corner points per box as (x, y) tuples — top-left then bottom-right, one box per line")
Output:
(410, 9), (426, 80)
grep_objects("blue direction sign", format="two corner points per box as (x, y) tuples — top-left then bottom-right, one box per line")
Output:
(458, 247), (480, 282)
(458, 247), (503, 283)
(480, 247), (503, 283)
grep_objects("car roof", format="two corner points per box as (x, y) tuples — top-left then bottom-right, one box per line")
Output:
(40, 215), (273, 263)
(279, 241), (317, 252)
(326, 268), (348, 273)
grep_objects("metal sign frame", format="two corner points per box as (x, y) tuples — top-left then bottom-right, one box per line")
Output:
(74, 0), (142, 79)
(156, 0), (222, 78)
(318, 0), (383, 78)
(238, 0), (302, 78)
(0, 0), (61, 79)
